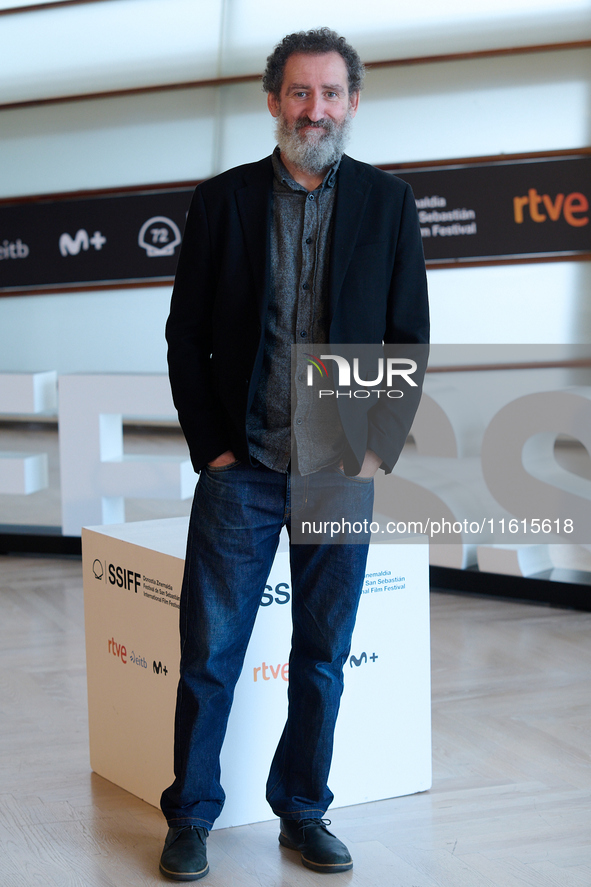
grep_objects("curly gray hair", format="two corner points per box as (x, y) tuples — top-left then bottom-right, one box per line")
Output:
(262, 28), (365, 99)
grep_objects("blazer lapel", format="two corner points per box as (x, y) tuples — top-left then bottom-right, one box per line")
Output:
(235, 157), (273, 323)
(329, 154), (372, 314)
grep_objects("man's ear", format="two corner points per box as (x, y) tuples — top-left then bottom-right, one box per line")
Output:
(267, 92), (280, 118)
(349, 90), (360, 118)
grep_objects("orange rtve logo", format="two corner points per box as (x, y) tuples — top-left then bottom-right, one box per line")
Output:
(513, 189), (589, 227)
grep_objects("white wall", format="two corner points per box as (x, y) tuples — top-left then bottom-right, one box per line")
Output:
(0, 287), (171, 373)
(1, 0), (589, 105)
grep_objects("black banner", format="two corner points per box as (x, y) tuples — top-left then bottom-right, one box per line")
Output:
(394, 156), (590, 264)
(0, 155), (589, 295)
(0, 187), (193, 295)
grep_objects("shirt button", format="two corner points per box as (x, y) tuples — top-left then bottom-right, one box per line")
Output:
(305, 237), (312, 244)
(308, 194), (315, 201)
(298, 374), (305, 382)
(302, 282), (309, 290)
(300, 330), (307, 338)
(296, 418), (303, 425)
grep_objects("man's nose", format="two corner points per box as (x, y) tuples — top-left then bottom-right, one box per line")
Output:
(305, 93), (326, 122)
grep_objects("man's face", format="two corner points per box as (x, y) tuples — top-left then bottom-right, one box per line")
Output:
(268, 52), (359, 175)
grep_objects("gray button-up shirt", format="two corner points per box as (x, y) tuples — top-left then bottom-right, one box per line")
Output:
(246, 148), (345, 474)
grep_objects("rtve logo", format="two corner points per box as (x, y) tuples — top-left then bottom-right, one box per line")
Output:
(513, 189), (588, 227)
(107, 637), (151, 670)
(108, 636), (127, 664)
(253, 661), (289, 682)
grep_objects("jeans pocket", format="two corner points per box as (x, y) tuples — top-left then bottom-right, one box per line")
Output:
(334, 466), (374, 484)
(206, 459), (241, 473)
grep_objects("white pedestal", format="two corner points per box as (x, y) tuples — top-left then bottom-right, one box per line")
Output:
(82, 518), (431, 828)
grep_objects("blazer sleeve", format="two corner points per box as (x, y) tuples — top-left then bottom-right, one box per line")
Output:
(366, 181), (429, 472)
(165, 186), (229, 470)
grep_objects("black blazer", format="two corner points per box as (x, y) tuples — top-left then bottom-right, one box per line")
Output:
(166, 153), (429, 474)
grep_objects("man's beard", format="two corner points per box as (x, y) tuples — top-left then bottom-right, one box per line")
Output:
(275, 111), (352, 176)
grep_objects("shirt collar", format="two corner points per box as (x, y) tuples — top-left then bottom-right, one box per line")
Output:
(272, 145), (341, 192)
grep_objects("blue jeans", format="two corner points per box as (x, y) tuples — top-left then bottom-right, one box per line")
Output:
(160, 461), (373, 829)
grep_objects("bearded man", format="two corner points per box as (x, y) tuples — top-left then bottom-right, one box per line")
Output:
(160, 28), (429, 881)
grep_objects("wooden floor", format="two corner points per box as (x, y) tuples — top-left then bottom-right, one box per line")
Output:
(1, 556), (590, 886)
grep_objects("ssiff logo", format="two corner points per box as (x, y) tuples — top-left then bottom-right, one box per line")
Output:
(91, 558), (140, 592)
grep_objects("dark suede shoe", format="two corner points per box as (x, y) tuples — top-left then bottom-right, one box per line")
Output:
(159, 826), (209, 881)
(279, 818), (353, 873)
